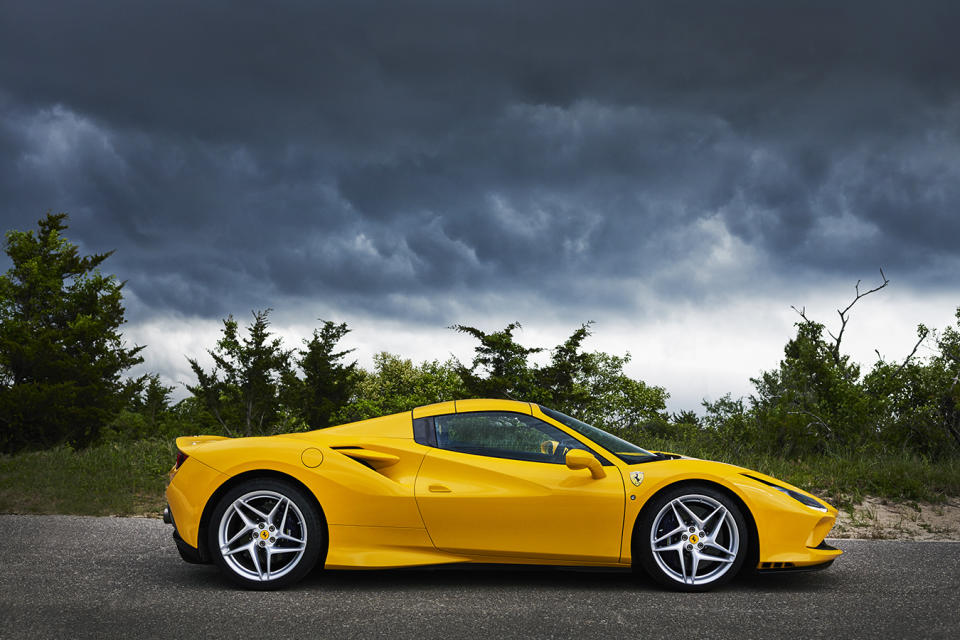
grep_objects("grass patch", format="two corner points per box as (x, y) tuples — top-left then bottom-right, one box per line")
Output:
(641, 435), (960, 506)
(740, 454), (960, 506)
(0, 439), (176, 516)
(0, 437), (958, 516)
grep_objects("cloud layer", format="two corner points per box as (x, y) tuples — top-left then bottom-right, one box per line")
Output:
(1, 1), (958, 407)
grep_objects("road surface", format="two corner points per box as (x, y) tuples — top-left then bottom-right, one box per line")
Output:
(1, 515), (958, 639)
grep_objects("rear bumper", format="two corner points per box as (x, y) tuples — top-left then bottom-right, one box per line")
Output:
(165, 457), (229, 548)
(172, 529), (208, 564)
(164, 501), (209, 564)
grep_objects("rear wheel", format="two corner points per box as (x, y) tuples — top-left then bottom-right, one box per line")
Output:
(207, 478), (323, 589)
(636, 484), (747, 591)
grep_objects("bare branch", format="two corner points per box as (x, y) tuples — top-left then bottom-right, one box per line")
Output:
(889, 328), (928, 380)
(943, 346), (960, 365)
(828, 269), (890, 366)
(787, 409), (831, 436)
(943, 347), (960, 392)
(209, 403), (233, 437)
(790, 305), (811, 323)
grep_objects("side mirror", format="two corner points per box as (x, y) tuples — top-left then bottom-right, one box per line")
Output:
(565, 449), (606, 479)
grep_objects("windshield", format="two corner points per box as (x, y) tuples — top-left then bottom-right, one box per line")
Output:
(538, 405), (657, 464)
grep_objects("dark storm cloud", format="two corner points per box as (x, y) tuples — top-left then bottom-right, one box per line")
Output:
(1, 1), (958, 321)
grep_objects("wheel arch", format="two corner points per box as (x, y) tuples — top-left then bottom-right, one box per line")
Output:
(630, 478), (760, 574)
(197, 469), (329, 564)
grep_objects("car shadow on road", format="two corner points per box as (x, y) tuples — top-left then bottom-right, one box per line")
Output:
(732, 568), (843, 593)
(166, 557), (840, 594)
(289, 564), (840, 594)
(305, 565), (639, 591)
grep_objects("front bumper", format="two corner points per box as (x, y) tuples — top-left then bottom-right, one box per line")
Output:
(758, 540), (840, 571)
(730, 475), (843, 568)
(758, 559), (836, 573)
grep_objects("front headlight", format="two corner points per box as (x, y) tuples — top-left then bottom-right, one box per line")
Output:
(743, 474), (828, 512)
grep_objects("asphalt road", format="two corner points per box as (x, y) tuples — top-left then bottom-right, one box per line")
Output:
(1, 515), (958, 640)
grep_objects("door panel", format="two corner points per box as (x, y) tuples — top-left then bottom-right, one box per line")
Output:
(415, 448), (625, 562)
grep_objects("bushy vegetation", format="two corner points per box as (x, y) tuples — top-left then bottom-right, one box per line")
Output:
(1, 213), (959, 515)
(334, 352), (465, 423)
(691, 311), (959, 462)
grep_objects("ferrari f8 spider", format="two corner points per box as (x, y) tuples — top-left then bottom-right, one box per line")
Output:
(164, 399), (841, 590)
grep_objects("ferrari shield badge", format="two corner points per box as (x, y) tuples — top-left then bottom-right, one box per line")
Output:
(630, 471), (644, 486)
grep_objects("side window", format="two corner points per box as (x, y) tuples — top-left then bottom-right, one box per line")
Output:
(413, 416), (437, 447)
(434, 411), (592, 464)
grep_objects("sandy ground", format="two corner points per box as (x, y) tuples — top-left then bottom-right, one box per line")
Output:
(831, 497), (960, 541)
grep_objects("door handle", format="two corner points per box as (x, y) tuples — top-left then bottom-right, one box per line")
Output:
(428, 484), (452, 493)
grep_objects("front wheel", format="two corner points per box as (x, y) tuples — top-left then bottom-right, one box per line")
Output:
(636, 484), (747, 591)
(207, 478), (324, 589)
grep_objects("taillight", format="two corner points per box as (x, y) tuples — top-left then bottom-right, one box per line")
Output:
(175, 450), (189, 469)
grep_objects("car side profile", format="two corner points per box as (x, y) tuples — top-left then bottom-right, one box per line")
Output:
(164, 399), (841, 591)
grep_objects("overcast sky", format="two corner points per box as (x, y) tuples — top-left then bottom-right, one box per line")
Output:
(1, 1), (958, 411)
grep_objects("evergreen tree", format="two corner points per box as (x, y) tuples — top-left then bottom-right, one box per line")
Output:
(187, 309), (293, 436)
(452, 321), (667, 428)
(535, 323), (595, 414)
(127, 373), (174, 426)
(0, 213), (143, 452)
(102, 373), (177, 442)
(451, 322), (542, 401)
(295, 320), (358, 429)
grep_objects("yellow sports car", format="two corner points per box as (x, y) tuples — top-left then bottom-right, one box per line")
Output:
(164, 399), (841, 591)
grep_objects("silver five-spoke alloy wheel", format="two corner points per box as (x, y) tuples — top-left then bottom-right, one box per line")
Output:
(209, 479), (323, 589)
(650, 493), (739, 586)
(637, 484), (747, 591)
(218, 489), (308, 582)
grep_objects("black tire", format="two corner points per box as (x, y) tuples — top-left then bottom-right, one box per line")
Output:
(635, 483), (747, 591)
(207, 478), (324, 590)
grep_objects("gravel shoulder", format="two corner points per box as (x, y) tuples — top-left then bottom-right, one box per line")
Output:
(832, 497), (960, 541)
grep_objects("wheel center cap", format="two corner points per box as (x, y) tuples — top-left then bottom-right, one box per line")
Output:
(689, 534), (699, 544)
(259, 530), (270, 540)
